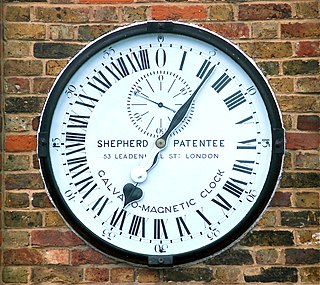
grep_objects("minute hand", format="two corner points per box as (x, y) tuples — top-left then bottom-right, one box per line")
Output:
(156, 65), (216, 149)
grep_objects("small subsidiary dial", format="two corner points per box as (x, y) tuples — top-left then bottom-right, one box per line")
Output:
(127, 70), (193, 138)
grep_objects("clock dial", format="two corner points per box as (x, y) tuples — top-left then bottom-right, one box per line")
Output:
(38, 21), (284, 266)
(128, 70), (194, 138)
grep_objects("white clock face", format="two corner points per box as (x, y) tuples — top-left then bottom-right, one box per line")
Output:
(39, 22), (284, 266)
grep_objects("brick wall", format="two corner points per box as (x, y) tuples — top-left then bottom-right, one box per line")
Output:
(1, 0), (319, 284)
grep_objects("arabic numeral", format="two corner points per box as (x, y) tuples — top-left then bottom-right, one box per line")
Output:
(157, 35), (164, 43)
(102, 229), (116, 240)
(64, 190), (76, 201)
(209, 48), (218, 56)
(65, 84), (76, 98)
(247, 86), (257, 96)
(134, 112), (143, 122)
(246, 189), (257, 202)
(154, 244), (168, 253)
(52, 137), (61, 149)
(103, 47), (115, 59)
(156, 127), (165, 135)
(207, 228), (220, 240)
(262, 139), (271, 147)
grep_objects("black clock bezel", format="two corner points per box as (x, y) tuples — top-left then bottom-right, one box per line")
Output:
(38, 21), (285, 267)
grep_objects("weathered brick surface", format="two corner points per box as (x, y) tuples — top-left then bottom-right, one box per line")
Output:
(1, 0), (319, 284)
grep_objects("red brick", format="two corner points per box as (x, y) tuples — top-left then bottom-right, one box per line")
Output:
(4, 77), (30, 94)
(85, 268), (110, 282)
(43, 249), (70, 264)
(152, 5), (206, 20)
(271, 192), (292, 207)
(239, 4), (292, 20)
(286, 132), (319, 150)
(295, 41), (320, 57)
(4, 248), (43, 265)
(281, 22), (320, 39)
(204, 23), (249, 39)
(71, 248), (113, 265)
(5, 134), (37, 152)
(297, 115), (319, 131)
(31, 230), (85, 247)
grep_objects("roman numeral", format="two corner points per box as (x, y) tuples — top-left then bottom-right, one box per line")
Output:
(67, 156), (89, 178)
(212, 194), (232, 211)
(75, 94), (99, 110)
(75, 175), (98, 199)
(126, 49), (150, 72)
(105, 57), (130, 80)
(128, 215), (145, 237)
(196, 59), (212, 79)
(223, 178), (247, 198)
(110, 208), (127, 230)
(196, 209), (212, 226)
(212, 72), (232, 93)
(154, 219), (168, 239)
(237, 139), (257, 150)
(66, 132), (86, 143)
(89, 195), (109, 217)
(236, 115), (254, 124)
(179, 50), (187, 70)
(224, 90), (246, 110)
(176, 216), (191, 237)
(232, 160), (254, 174)
(67, 115), (89, 128)
(88, 70), (112, 93)
(67, 156), (87, 166)
(65, 130), (86, 155)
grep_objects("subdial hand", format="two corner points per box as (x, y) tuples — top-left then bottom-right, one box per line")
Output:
(134, 90), (176, 113)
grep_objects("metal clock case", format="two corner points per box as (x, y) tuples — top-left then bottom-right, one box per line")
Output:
(38, 21), (285, 267)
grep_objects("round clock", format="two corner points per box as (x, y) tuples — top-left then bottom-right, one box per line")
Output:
(38, 21), (285, 267)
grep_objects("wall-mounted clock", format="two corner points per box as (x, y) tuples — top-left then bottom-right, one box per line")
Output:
(38, 21), (285, 267)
